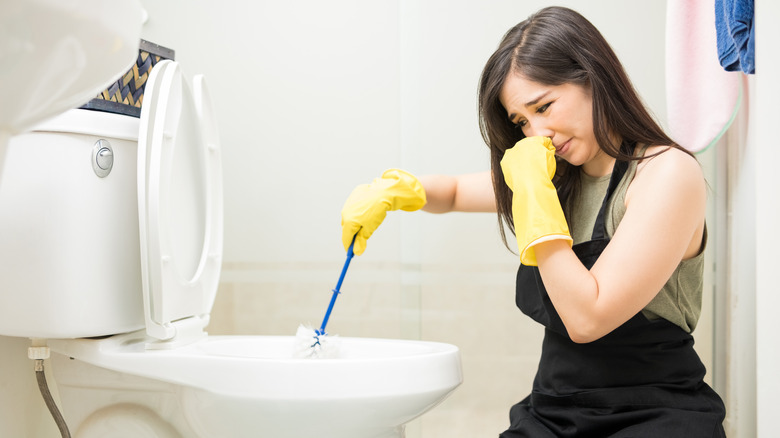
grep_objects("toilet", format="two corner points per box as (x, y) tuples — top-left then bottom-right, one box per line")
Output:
(0, 57), (462, 437)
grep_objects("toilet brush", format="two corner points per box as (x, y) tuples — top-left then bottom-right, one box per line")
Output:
(294, 236), (356, 359)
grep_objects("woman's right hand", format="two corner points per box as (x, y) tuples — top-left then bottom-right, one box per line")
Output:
(340, 169), (426, 255)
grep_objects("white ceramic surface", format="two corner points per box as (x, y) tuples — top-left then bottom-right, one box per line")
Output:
(50, 333), (463, 438)
(0, 110), (146, 338)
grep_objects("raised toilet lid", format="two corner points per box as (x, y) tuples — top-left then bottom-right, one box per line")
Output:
(137, 60), (223, 346)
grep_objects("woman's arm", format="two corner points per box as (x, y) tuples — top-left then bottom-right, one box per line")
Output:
(340, 169), (496, 254)
(534, 146), (707, 343)
(419, 171), (497, 214)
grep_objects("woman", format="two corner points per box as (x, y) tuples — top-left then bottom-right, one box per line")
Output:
(340, 6), (726, 437)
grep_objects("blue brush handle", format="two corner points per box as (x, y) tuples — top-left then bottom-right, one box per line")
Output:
(316, 236), (356, 336)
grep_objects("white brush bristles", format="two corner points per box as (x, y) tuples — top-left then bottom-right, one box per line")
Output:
(293, 324), (342, 359)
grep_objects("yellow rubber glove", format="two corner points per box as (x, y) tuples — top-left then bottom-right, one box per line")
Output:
(500, 136), (572, 266)
(341, 169), (427, 255)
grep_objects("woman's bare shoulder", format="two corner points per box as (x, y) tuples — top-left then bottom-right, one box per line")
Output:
(635, 145), (702, 183)
(625, 146), (707, 216)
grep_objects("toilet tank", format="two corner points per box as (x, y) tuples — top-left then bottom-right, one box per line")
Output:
(0, 109), (146, 338)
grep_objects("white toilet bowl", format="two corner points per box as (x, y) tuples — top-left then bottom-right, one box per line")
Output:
(49, 333), (461, 438)
(0, 49), (462, 437)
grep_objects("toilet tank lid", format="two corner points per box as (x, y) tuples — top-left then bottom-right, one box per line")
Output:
(28, 108), (140, 141)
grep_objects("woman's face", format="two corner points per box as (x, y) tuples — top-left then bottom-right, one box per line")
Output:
(499, 73), (613, 177)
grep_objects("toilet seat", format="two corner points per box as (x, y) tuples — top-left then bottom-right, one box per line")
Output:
(137, 60), (223, 347)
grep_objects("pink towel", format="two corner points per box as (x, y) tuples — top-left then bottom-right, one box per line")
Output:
(665, 1), (742, 153)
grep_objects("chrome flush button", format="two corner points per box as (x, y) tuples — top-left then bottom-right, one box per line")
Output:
(92, 139), (114, 178)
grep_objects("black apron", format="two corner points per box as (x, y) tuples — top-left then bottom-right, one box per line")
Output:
(500, 157), (726, 438)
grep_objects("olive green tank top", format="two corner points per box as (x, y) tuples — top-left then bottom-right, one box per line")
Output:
(570, 145), (705, 333)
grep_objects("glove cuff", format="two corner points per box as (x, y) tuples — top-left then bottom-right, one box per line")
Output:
(520, 234), (573, 266)
(512, 177), (572, 266)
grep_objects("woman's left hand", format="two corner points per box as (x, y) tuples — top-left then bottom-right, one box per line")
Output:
(500, 136), (572, 266)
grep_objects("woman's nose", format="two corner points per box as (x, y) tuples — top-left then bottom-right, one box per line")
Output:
(523, 123), (554, 139)
(523, 117), (555, 138)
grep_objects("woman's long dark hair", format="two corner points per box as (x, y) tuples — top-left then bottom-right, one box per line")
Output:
(478, 6), (689, 249)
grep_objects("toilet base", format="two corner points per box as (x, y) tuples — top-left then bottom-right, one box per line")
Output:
(51, 354), (197, 438)
(74, 404), (183, 438)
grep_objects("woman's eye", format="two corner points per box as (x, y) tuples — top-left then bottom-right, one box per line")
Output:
(514, 120), (527, 129)
(536, 103), (551, 114)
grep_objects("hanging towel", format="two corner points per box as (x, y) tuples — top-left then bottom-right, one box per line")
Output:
(666, 1), (742, 153)
(715, 0), (755, 74)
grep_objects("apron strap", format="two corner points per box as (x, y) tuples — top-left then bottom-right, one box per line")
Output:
(590, 142), (635, 241)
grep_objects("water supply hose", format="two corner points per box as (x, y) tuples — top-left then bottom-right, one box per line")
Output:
(29, 341), (71, 438)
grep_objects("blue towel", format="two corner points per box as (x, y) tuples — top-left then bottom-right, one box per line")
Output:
(715, 0), (755, 74)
